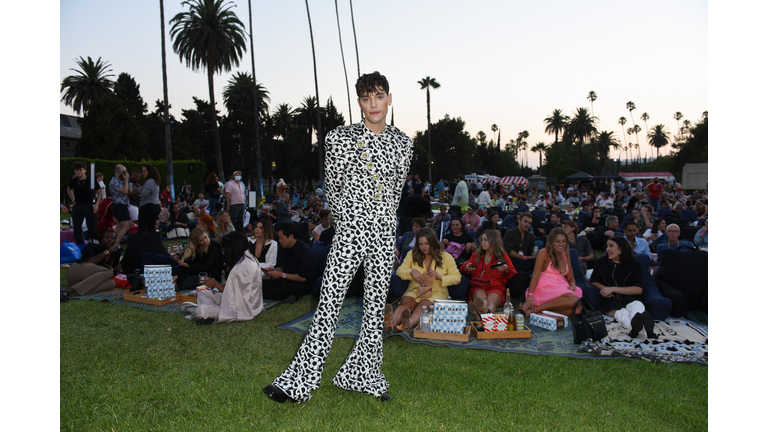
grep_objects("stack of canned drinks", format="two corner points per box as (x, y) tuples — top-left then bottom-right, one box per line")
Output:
(143, 265), (175, 300)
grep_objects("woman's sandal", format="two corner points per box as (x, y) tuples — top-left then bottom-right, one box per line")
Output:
(473, 297), (489, 315)
(383, 304), (394, 334)
(396, 308), (412, 333)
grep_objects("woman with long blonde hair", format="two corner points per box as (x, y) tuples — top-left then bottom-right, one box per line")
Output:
(460, 230), (516, 314)
(215, 211), (235, 241)
(387, 228), (461, 332)
(520, 227), (582, 317)
(173, 227), (224, 290)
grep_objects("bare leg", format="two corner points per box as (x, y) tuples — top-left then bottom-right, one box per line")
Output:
(406, 299), (433, 329)
(115, 220), (131, 244)
(531, 294), (581, 317)
(486, 293), (503, 313)
(392, 297), (416, 327)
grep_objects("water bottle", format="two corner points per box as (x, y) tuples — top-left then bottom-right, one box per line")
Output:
(420, 306), (430, 332)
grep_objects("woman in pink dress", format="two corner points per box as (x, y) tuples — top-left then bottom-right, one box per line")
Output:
(520, 228), (583, 317)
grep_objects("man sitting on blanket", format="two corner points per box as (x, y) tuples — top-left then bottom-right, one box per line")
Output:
(262, 223), (315, 304)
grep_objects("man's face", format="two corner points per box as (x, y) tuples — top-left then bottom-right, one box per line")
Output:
(551, 214), (561, 224)
(624, 224), (637, 239)
(74, 168), (86, 178)
(101, 232), (117, 249)
(132, 172), (141, 181)
(467, 208), (475, 216)
(277, 230), (296, 249)
(519, 216), (532, 232)
(666, 225), (681, 242)
(357, 87), (391, 127)
(609, 219), (619, 229)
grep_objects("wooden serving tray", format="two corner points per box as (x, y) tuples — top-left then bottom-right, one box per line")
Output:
(413, 325), (470, 342)
(122, 289), (177, 306)
(175, 291), (197, 303)
(470, 321), (532, 339)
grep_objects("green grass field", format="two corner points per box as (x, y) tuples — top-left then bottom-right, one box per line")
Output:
(61, 269), (706, 431)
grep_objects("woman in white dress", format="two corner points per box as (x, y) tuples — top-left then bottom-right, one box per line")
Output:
(183, 231), (264, 324)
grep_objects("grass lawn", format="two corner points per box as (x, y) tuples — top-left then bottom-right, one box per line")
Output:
(60, 271), (706, 431)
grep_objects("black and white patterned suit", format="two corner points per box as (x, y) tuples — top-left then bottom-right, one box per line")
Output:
(271, 121), (413, 402)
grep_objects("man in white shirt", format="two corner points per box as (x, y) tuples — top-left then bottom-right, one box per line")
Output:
(476, 185), (493, 207)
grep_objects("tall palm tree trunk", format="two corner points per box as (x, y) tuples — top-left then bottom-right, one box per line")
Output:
(247, 0), (263, 206)
(349, 0), (362, 122)
(207, 59), (225, 181)
(159, 0), (174, 200)
(334, 0), (352, 125)
(426, 88), (432, 183)
(305, 0), (323, 185)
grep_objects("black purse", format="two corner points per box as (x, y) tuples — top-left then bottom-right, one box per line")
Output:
(571, 297), (608, 344)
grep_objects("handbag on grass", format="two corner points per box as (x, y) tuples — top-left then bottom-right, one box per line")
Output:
(571, 297), (608, 344)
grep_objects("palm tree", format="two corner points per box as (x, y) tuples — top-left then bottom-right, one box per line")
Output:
(60, 56), (115, 115)
(418, 76), (441, 183)
(159, 0), (174, 200)
(222, 72), (270, 117)
(640, 112), (649, 146)
(702, 111), (708, 120)
(491, 124), (498, 147)
(247, 0), (264, 203)
(647, 124), (670, 158)
(349, 0), (362, 121)
(544, 108), (567, 145)
(592, 131), (621, 173)
(334, 0), (352, 125)
(297, 96), (321, 145)
(618, 117), (628, 160)
(626, 101), (637, 133)
(587, 91), (597, 117)
(521, 130), (529, 166)
(626, 128), (634, 162)
(673, 111), (684, 136)
(304, 0), (324, 184)
(272, 103), (294, 142)
(682, 119), (692, 138)
(170, 0), (247, 181)
(570, 107), (598, 169)
(531, 142), (548, 174)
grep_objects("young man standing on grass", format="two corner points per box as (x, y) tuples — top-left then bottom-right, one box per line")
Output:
(264, 71), (413, 404)
(67, 161), (102, 244)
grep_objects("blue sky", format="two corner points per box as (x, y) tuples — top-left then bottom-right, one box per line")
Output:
(59, 0), (708, 168)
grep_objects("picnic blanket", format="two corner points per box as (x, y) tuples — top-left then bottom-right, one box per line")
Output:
(61, 287), (281, 315)
(277, 297), (707, 364)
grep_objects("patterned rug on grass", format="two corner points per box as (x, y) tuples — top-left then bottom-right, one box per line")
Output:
(277, 297), (707, 364)
(61, 286), (282, 314)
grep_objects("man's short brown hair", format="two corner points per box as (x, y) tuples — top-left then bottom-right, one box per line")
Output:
(355, 71), (389, 97)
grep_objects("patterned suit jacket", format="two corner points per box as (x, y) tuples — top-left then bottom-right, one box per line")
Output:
(324, 122), (413, 230)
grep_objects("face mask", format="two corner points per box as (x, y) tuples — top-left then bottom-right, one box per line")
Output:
(235, 176), (242, 181)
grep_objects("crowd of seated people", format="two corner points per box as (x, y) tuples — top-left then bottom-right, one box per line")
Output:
(64, 162), (708, 330)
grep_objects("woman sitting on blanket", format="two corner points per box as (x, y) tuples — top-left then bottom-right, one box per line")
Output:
(173, 227), (224, 291)
(248, 217), (278, 270)
(386, 228), (461, 332)
(180, 231), (264, 325)
(520, 228), (583, 318)
(460, 230), (517, 316)
(589, 236), (656, 338)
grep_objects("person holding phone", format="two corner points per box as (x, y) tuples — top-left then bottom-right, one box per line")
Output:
(460, 230), (516, 314)
(109, 164), (132, 244)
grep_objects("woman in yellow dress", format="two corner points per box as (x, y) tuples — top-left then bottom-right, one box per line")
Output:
(386, 227), (461, 332)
